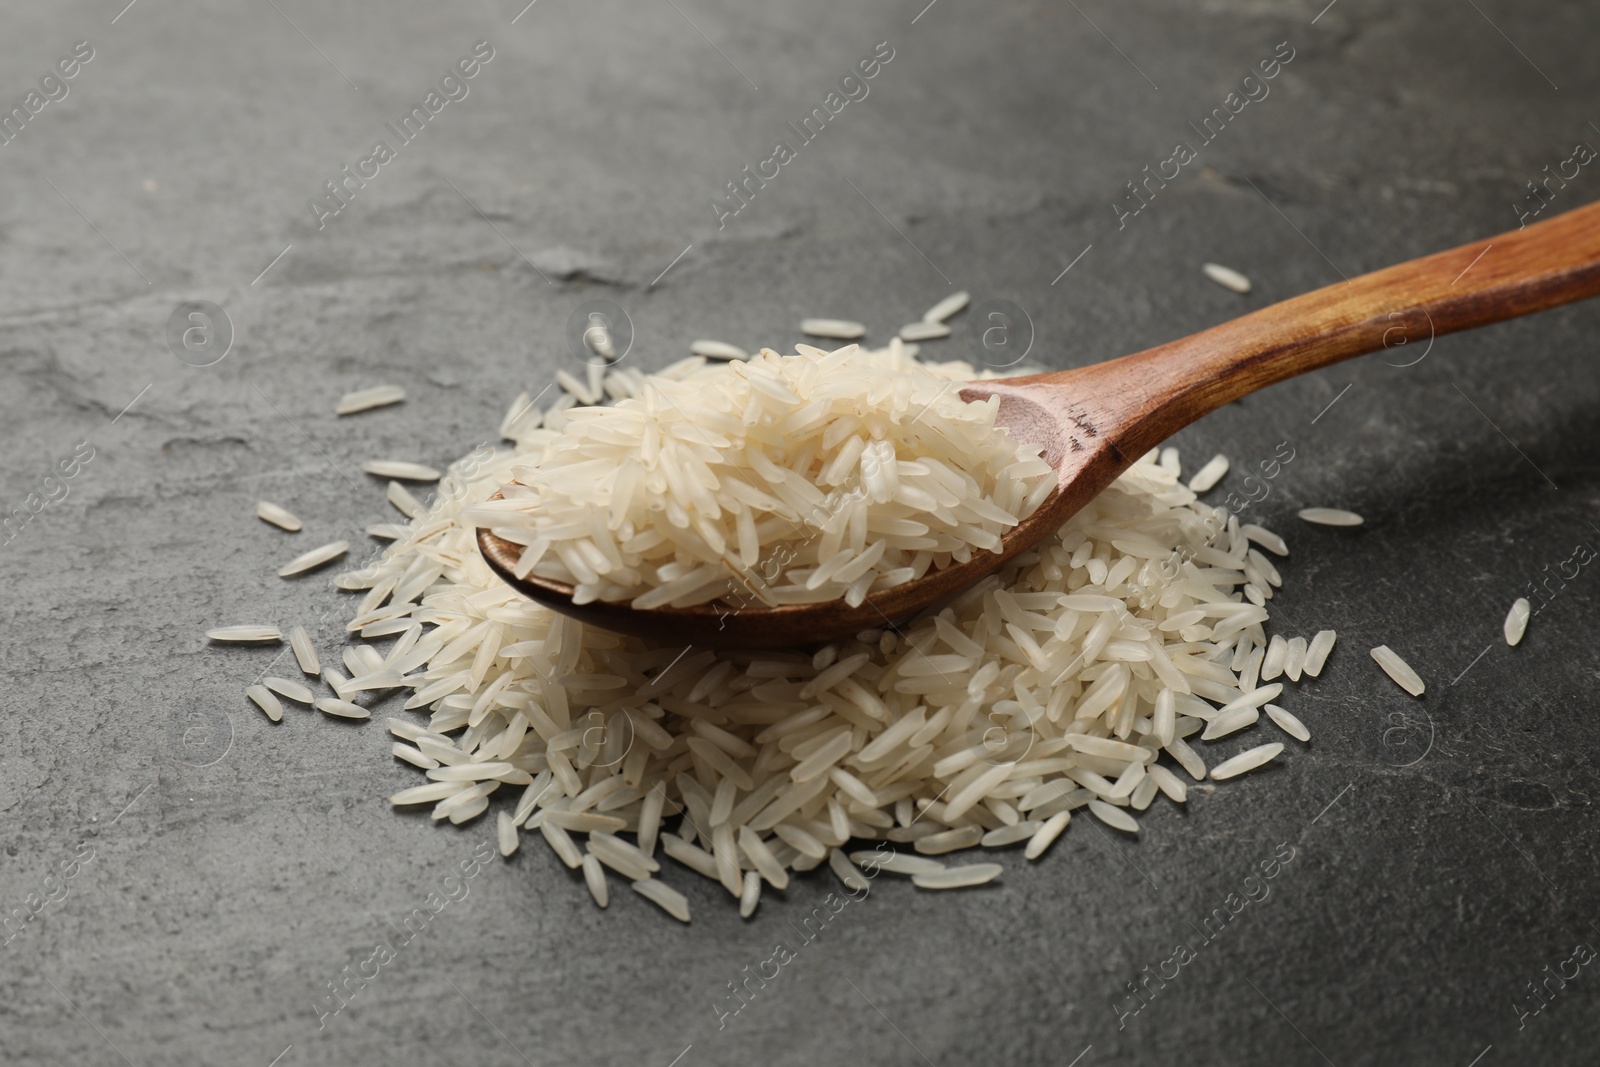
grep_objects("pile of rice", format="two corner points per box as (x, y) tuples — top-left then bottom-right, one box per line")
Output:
(464, 344), (1054, 609)
(250, 337), (1332, 922)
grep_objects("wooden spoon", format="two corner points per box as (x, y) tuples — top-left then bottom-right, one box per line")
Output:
(479, 200), (1600, 649)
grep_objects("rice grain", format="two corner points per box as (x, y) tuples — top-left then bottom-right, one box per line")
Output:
(1370, 645), (1425, 696)
(256, 501), (302, 532)
(1503, 597), (1531, 646)
(1298, 507), (1364, 527)
(336, 385), (406, 415)
(1202, 262), (1252, 293)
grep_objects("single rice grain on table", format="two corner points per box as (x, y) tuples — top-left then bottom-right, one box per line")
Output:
(1202, 262), (1252, 293)
(899, 321), (951, 342)
(207, 625), (281, 643)
(801, 318), (866, 339)
(921, 290), (970, 323)
(336, 384), (406, 415)
(1503, 597), (1531, 646)
(1370, 644), (1426, 696)
(256, 501), (301, 531)
(1298, 507), (1364, 527)
(277, 540), (349, 578)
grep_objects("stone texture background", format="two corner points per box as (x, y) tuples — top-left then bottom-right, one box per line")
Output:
(1, 1), (1597, 1065)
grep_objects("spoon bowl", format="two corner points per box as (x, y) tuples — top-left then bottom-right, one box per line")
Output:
(479, 199), (1600, 648)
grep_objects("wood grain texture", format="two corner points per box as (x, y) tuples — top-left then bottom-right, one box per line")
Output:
(480, 199), (1600, 649)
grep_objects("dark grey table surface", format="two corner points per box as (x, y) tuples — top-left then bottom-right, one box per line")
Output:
(3, 1), (1598, 1065)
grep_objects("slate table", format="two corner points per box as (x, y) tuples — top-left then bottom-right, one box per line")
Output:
(2, 1), (1597, 1064)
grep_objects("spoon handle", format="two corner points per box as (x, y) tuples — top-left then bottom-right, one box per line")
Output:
(1102, 198), (1600, 454)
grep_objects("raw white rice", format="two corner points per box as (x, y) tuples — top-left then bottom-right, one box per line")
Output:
(278, 540), (350, 578)
(912, 863), (1002, 889)
(498, 811), (519, 856)
(582, 853), (609, 907)
(256, 501), (302, 532)
(827, 849), (870, 892)
(632, 878), (690, 922)
(288, 625), (320, 675)
(206, 626), (281, 643)
(922, 290), (970, 323)
(1303, 629), (1336, 677)
(801, 318), (866, 339)
(336, 385), (406, 415)
(1264, 704), (1309, 743)
(739, 870), (762, 917)
(691, 339), (748, 361)
(1241, 523), (1289, 557)
(1283, 636), (1307, 682)
(1210, 742), (1283, 780)
(851, 851), (946, 876)
(362, 460), (441, 482)
(246, 685), (283, 722)
(1298, 507), (1363, 527)
(1201, 706), (1259, 740)
(1024, 812), (1070, 859)
(393, 742), (439, 770)
(1187, 454), (1229, 493)
(237, 315), (1343, 920)
(472, 344), (1052, 609)
(1202, 263), (1252, 293)
(1504, 597), (1530, 646)
(1370, 645), (1425, 696)
(314, 697), (371, 720)
(557, 369), (599, 406)
(1088, 799), (1138, 834)
(899, 321), (951, 342)
(1261, 634), (1287, 681)
(388, 481), (425, 519)
(264, 677), (314, 704)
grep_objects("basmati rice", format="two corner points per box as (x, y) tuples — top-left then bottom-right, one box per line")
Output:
(912, 863), (1002, 889)
(739, 870), (762, 917)
(314, 697), (371, 720)
(362, 460), (441, 482)
(498, 811), (519, 856)
(801, 318), (866, 339)
(256, 501), (302, 532)
(922, 290), (970, 323)
(899, 321), (951, 342)
(264, 677), (314, 704)
(1210, 742), (1283, 780)
(582, 853), (609, 907)
(288, 625), (320, 675)
(1370, 645), (1425, 696)
(206, 626), (281, 643)
(336, 385), (406, 415)
(246, 685), (283, 722)
(278, 540), (349, 578)
(1504, 597), (1530, 646)
(1187, 454), (1229, 493)
(240, 318), (1343, 920)
(1088, 799), (1138, 834)
(691, 340), (748, 361)
(1264, 704), (1309, 742)
(1201, 262), (1252, 294)
(1303, 629), (1336, 677)
(1298, 507), (1364, 527)
(472, 344), (1052, 609)
(632, 878), (690, 922)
